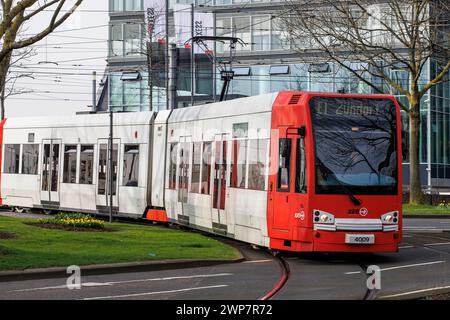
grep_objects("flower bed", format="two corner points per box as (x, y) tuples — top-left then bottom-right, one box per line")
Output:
(37, 213), (105, 231)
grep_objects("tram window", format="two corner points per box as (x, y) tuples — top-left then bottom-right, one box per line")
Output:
(295, 138), (307, 193)
(22, 144), (39, 175)
(79, 145), (94, 184)
(231, 140), (247, 188)
(123, 145), (139, 187)
(248, 139), (268, 191)
(4, 144), (20, 174)
(277, 139), (291, 191)
(168, 143), (178, 189)
(201, 142), (212, 194)
(63, 145), (78, 184)
(191, 142), (201, 193)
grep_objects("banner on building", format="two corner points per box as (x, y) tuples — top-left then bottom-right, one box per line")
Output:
(144, 0), (166, 43)
(174, 4), (214, 54)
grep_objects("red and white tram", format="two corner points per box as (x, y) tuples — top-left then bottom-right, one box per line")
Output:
(0, 92), (403, 252)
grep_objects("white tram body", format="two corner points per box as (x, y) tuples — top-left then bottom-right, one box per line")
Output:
(0, 94), (276, 247)
(0, 91), (404, 253)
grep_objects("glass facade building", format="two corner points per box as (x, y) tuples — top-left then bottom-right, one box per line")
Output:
(106, 0), (450, 188)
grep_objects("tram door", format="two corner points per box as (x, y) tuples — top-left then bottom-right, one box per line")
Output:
(212, 134), (229, 234)
(269, 128), (308, 232)
(96, 139), (120, 211)
(176, 136), (191, 220)
(40, 139), (61, 205)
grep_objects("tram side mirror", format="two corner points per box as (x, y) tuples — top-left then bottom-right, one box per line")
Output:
(298, 126), (306, 137)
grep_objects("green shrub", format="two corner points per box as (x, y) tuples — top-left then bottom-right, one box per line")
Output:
(39, 213), (105, 229)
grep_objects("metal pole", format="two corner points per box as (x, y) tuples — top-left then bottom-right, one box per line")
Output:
(109, 110), (113, 223)
(212, 11), (216, 102)
(427, 96), (432, 195)
(92, 71), (97, 112)
(165, 0), (169, 111)
(169, 43), (177, 109)
(191, 3), (195, 106)
(147, 41), (153, 111)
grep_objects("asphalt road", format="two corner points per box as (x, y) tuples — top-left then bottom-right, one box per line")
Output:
(1, 217), (450, 300)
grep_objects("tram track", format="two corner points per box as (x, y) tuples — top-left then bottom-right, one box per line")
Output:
(260, 253), (290, 300)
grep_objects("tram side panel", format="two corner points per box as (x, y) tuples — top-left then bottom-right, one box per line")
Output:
(1, 126), (50, 209)
(164, 99), (273, 247)
(1, 113), (153, 217)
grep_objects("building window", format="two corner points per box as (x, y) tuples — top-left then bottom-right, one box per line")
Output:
(234, 16), (251, 52)
(111, 0), (123, 12)
(201, 142), (212, 194)
(22, 144), (39, 175)
(191, 142), (202, 193)
(4, 144), (20, 174)
(110, 24), (123, 57)
(231, 140), (247, 188)
(80, 145), (94, 184)
(248, 139), (268, 191)
(277, 138), (291, 191)
(124, 23), (142, 56)
(123, 145), (140, 187)
(111, 0), (142, 12)
(125, 0), (142, 11)
(63, 145), (77, 184)
(252, 16), (270, 51)
(168, 143), (178, 189)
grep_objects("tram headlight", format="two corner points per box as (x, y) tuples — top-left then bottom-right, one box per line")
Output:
(313, 210), (335, 224)
(381, 212), (398, 224)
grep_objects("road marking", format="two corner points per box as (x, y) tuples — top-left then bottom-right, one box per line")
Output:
(379, 285), (450, 299)
(83, 284), (228, 300)
(345, 260), (446, 275)
(399, 245), (414, 249)
(425, 242), (450, 246)
(11, 273), (233, 293)
(243, 260), (272, 264)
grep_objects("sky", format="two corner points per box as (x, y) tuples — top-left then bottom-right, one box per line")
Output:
(5, 0), (108, 118)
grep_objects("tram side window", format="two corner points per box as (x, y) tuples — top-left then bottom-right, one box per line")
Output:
(295, 138), (307, 193)
(63, 145), (78, 184)
(231, 140), (247, 188)
(22, 144), (39, 175)
(248, 139), (268, 191)
(201, 142), (212, 195)
(4, 144), (20, 174)
(277, 139), (291, 191)
(191, 142), (201, 193)
(123, 145), (139, 187)
(168, 143), (178, 189)
(79, 145), (94, 184)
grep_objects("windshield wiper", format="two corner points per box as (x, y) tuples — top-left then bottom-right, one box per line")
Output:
(317, 161), (362, 206)
(332, 177), (362, 206)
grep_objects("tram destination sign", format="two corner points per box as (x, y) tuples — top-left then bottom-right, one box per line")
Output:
(311, 97), (394, 119)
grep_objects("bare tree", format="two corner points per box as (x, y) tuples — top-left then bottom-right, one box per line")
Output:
(281, 0), (450, 204)
(0, 0), (84, 119)
(0, 46), (36, 116)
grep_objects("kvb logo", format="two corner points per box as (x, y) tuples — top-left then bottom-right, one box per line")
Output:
(359, 207), (369, 217)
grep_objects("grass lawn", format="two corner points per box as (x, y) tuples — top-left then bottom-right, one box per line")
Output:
(403, 204), (450, 216)
(0, 216), (240, 271)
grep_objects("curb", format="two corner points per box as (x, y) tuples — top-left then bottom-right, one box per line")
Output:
(404, 215), (450, 219)
(0, 256), (245, 283)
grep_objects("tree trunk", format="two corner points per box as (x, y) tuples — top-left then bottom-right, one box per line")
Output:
(409, 103), (423, 204)
(0, 51), (12, 120)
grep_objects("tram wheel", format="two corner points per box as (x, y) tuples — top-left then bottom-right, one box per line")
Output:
(42, 209), (53, 215)
(14, 207), (25, 213)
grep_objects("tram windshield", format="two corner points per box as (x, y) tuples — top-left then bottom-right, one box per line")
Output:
(310, 97), (398, 195)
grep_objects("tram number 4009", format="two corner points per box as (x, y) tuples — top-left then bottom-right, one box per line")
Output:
(345, 234), (375, 245)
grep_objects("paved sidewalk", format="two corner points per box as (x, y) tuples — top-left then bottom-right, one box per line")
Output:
(0, 210), (47, 219)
